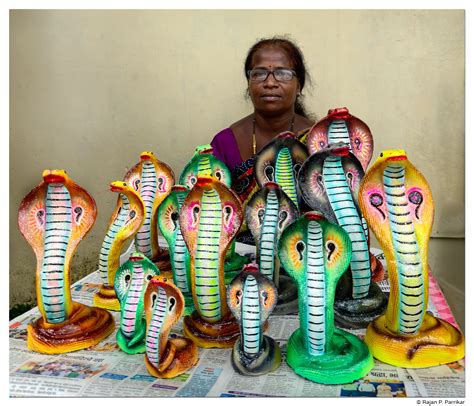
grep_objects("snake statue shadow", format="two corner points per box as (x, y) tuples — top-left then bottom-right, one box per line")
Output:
(278, 212), (374, 384)
(114, 252), (160, 354)
(18, 170), (115, 353)
(180, 175), (242, 348)
(179, 144), (249, 281)
(144, 275), (199, 378)
(157, 185), (195, 313)
(298, 143), (387, 328)
(227, 264), (281, 376)
(93, 181), (145, 311)
(123, 151), (175, 271)
(245, 182), (299, 314)
(306, 107), (384, 282)
(359, 150), (464, 368)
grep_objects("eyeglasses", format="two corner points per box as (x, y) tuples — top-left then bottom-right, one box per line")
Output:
(247, 68), (296, 82)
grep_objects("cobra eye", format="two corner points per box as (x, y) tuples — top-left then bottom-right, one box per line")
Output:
(278, 211), (288, 229)
(326, 241), (336, 261)
(261, 291), (269, 306)
(354, 138), (361, 150)
(169, 297), (176, 312)
(215, 171), (222, 180)
(129, 210), (136, 219)
(171, 211), (179, 229)
(125, 274), (131, 285)
(369, 193), (386, 219)
(151, 293), (157, 309)
(380, 152), (384, 157)
(146, 274), (153, 281)
(157, 177), (165, 191)
(319, 141), (325, 148)
(264, 165), (274, 181)
(408, 191), (423, 219)
(296, 241), (306, 261)
(257, 208), (265, 225)
(190, 176), (197, 185)
(133, 179), (140, 190)
(37, 210), (45, 225)
(236, 290), (243, 305)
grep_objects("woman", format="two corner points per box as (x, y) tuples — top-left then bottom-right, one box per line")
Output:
(211, 37), (314, 236)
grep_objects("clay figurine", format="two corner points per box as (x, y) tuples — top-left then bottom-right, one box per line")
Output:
(298, 143), (387, 328)
(179, 144), (248, 279)
(180, 175), (242, 348)
(254, 132), (309, 211)
(123, 151), (175, 267)
(227, 264), (281, 375)
(278, 212), (374, 384)
(144, 275), (199, 378)
(245, 182), (299, 314)
(359, 150), (464, 368)
(157, 185), (194, 310)
(18, 170), (115, 353)
(114, 252), (160, 354)
(306, 107), (374, 171)
(93, 181), (145, 310)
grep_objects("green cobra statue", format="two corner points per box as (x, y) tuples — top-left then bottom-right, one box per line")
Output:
(278, 212), (374, 384)
(157, 185), (194, 312)
(114, 252), (160, 354)
(254, 132), (309, 211)
(179, 144), (248, 280)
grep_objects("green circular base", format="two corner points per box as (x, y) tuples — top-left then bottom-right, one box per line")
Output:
(286, 328), (374, 384)
(116, 328), (146, 354)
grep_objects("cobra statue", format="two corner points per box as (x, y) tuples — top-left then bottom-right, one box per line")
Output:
(278, 212), (374, 384)
(359, 150), (464, 368)
(180, 175), (242, 348)
(157, 185), (194, 310)
(144, 275), (198, 378)
(254, 132), (309, 211)
(298, 143), (387, 328)
(306, 107), (374, 171)
(226, 264), (281, 376)
(306, 107), (384, 282)
(114, 252), (160, 354)
(18, 170), (114, 353)
(93, 181), (145, 311)
(123, 151), (174, 267)
(179, 144), (249, 279)
(245, 182), (299, 314)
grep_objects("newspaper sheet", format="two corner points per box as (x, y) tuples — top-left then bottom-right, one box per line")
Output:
(9, 248), (465, 398)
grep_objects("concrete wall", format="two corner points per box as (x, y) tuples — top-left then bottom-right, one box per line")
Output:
(10, 10), (464, 327)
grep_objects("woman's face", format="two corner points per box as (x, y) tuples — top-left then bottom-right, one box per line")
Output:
(248, 46), (300, 117)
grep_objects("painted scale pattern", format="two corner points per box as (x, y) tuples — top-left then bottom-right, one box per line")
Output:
(145, 287), (168, 368)
(258, 189), (279, 278)
(383, 164), (424, 334)
(305, 221), (326, 355)
(328, 120), (352, 150)
(135, 161), (157, 258)
(173, 192), (190, 294)
(328, 120), (370, 242)
(275, 147), (298, 208)
(98, 194), (130, 283)
(120, 262), (145, 338)
(241, 275), (261, 355)
(195, 188), (222, 322)
(197, 155), (212, 176)
(323, 156), (371, 298)
(40, 184), (72, 323)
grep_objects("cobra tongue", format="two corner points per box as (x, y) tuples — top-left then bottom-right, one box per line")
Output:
(331, 145), (350, 156)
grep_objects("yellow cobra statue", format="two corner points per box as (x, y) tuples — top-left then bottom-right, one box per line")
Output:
(359, 150), (464, 368)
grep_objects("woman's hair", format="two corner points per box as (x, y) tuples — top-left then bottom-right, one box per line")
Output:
(244, 36), (312, 119)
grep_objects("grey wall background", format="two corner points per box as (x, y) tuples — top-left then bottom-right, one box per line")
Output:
(10, 9), (465, 328)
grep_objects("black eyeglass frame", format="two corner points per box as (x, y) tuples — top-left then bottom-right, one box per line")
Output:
(247, 68), (297, 82)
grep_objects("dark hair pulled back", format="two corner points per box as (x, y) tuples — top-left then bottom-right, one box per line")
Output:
(244, 36), (312, 119)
